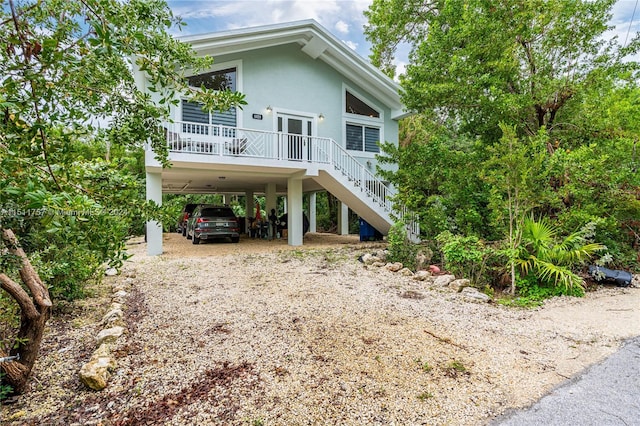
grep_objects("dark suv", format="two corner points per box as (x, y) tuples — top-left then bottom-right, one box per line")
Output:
(186, 205), (240, 244)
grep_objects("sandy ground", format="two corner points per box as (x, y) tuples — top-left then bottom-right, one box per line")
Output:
(1, 232), (639, 425)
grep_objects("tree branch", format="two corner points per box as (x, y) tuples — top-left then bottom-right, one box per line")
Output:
(1, 229), (52, 309)
(0, 273), (39, 319)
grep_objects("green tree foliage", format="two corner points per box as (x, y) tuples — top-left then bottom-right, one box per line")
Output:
(482, 124), (552, 292)
(366, 0), (639, 141)
(0, 0), (246, 394)
(369, 0), (639, 288)
(377, 115), (495, 240)
(435, 231), (493, 285)
(387, 221), (418, 270)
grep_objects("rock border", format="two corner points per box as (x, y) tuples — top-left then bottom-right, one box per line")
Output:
(359, 249), (491, 303)
(78, 271), (135, 391)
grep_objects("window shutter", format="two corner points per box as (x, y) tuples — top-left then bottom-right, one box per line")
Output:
(211, 107), (237, 127)
(346, 124), (363, 151)
(364, 127), (380, 153)
(181, 100), (209, 123)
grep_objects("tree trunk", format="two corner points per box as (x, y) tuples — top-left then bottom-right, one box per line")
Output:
(326, 192), (339, 232)
(0, 228), (52, 394)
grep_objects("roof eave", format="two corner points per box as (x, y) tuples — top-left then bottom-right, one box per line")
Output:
(181, 20), (407, 118)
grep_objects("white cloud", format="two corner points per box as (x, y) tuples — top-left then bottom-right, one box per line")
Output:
(168, 0), (374, 56)
(343, 40), (358, 50)
(335, 20), (350, 34)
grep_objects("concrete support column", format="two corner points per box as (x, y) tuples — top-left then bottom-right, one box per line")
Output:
(245, 190), (254, 234)
(287, 177), (303, 246)
(146, 171), (163, 255)
(309, 192), (317, 233)
(338, 201), (349, 235)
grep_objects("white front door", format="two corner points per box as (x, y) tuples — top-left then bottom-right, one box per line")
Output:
(277, 113), (313, 161)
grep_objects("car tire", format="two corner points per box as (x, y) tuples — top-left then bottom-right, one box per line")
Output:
(192, 235), (200, 244)
(231, 237), (239, 243)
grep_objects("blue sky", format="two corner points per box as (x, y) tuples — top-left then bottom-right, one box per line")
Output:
(167, 0), (639, 75)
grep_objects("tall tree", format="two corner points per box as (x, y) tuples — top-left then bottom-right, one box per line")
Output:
(0, 0), (244, 394)
(365, 0), (639, 141)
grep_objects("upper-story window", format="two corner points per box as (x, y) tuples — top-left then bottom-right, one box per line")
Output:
(346, 124), (380, 153)
(182, 67), (237, 134)
(344, 90), (382, 154)
(187, 68), (236, 91)
(345, 91), (380, 118)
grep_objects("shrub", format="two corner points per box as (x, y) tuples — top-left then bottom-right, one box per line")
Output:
(387, 221), (418, 270)
(515, 217), (605, 293)
(436, 231), (494, 284)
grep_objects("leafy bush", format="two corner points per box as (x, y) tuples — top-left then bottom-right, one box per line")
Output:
(0, 293), (20, 399)
(0, 372), (12, 400)
(387, 221), (418, 270)
(498, 273), (585, 307)
(436, 231), (494, 284)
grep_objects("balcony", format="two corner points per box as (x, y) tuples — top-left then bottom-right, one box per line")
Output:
(147, 121), (418, 240)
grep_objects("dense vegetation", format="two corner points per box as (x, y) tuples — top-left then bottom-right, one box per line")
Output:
(367, 0), (639, 297)
(0, 0), (244, 394)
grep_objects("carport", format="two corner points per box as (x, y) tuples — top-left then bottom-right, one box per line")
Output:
(145, 150), (353, 256)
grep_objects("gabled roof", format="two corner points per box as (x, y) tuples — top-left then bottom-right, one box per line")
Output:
(179, 20), (409, 120)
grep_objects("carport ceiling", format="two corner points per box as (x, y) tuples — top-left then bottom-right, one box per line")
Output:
(161, 168), (325, 195)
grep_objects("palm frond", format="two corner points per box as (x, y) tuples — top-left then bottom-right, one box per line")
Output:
(514, 255), (536, 276)
(522, 217), (555, 255)
(535, 259), (584, 291)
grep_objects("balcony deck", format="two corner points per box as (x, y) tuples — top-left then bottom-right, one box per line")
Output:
(145, 121), (418, 239)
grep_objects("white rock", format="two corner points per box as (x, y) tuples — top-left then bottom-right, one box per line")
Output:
(413, 270), (432, 281)
(433, 274), (456, 287)
(96, 326), (125, 346)
(112, 290), (128, 304)
(386, 262), (403, 272)
(449, 278), (470, 293)
(361, 253), (378, 265)
(105, 267), (118, 276)
(375, 250), (388, 262)
(461, 287), (491, 302)
(79, 353), (116, 390)
(101, 307), (124, 325)
(400, 268), (414, 277)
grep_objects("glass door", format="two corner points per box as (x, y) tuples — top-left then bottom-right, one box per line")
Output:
(277, 113), (313, 161)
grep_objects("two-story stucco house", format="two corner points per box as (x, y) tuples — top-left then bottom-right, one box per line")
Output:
(136, 19), (411, 255)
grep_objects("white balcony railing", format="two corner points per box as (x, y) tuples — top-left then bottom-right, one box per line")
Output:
(163, 121), (419, 238)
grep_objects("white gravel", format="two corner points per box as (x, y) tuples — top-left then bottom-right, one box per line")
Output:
(2, 233), (639, 426)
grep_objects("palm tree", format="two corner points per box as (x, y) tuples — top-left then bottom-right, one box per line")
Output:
(515, 218), (605, 292)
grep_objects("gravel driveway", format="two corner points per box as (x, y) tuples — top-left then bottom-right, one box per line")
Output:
(3, 233), (639, 425)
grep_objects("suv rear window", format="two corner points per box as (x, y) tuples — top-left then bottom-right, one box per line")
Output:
(200, 207), (235, 217)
